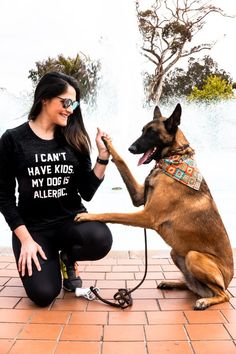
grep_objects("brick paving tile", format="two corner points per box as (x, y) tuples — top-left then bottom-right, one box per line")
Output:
(69, 311), (108, 324)
(147, 310), (187, 324)
(139, 264), (162, 272)
(185, 323), (231, 340)
(0, 256), (14, 262)
(84, 265), (112, 272)
(0, 250), (236, 353)
(96, 280), (126, 289)
(60, 324), (103, 341)
(51, 298), (87, 311)
(0, 339), (14, 354)
(4, 278), (22, 286)
(55, 341), (100, 354)
(0, 297), (20, 309)
(184, 310), (227, 323)
(0, 277), (10, 286)
(222, 309), (236, 323)
(103, 324), (144, 341)
(135, 271), (164, 280)
(163, 271), (182, 279)
(79, 272), (105, 280)
(208, 301), (234, 310)
(147, 258), (170, 265)
(6, 264), (17, 270)
(147, 341), (193, 354)
(191, 340), (236, 354)
(132, 288), (164, 299)
(112, 265), (140, 272)
(14, 298), (46, 310)
(117, 258), (143, 265)
(0, 309), (33, 323)
(0, 270), (19, 277)
(229, 287), (236, 297)
(0, 323), (23, 339)
(108, 311), (147, 324)
(127, 279), (157, 289)
(126, 299), (159, 311)
(86, 300), (123, 312)
(18, 323), (62, 340)
(224, 323), (236, 339)
(230, 298), (236, 308)
(106, 272), (134, 280)
(145, 324), (188, 341)
(8, 340), (56, 354)
(102, 342), (146, 354)
(158, 298), (195, 310)
(163, 289), (195, 299)
(0, 263), (9, 269)
(30, 310), (70, 324)
(161, 264), (179, 271)
(0, 286), (27, 297)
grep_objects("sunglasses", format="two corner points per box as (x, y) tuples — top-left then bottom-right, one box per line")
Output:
(57, 96), (80, 110)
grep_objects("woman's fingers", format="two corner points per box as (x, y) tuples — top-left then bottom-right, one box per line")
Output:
(18, 244), (47, 277)
(38, 246), (47, 261)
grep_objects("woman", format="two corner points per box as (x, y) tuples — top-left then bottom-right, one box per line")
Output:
(0, 72), (113, 307)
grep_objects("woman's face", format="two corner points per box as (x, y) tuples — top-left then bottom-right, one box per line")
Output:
(42, 84), (77, 127)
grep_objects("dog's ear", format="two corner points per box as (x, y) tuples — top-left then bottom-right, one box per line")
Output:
(153, 106), (162, 120)
(164, 103), (181, 133)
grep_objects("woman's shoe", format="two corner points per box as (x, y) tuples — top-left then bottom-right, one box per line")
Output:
(60, 251), (82, 292)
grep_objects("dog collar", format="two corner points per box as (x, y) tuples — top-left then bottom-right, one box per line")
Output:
(158, 154), (202, 190)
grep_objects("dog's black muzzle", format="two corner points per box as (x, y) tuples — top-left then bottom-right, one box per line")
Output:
(128, 144), (138, 154)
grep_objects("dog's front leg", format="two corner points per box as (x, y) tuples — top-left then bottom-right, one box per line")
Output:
(74, 210), (155, 229)
(103, 137), (144, 206)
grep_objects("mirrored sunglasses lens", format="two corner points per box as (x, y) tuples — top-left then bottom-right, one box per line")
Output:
(72, 101), (79, 110)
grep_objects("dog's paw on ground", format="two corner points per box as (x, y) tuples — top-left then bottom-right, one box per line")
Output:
(157, 281), (175, 289)
(194, 298), (209, 310)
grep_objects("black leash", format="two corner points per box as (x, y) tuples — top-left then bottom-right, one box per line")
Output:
(90, 228), (148, 309)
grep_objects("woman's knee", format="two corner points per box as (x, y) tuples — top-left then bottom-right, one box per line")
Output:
(71, 222), (113, 261)
(21, 259), (62, 307)
(90, 223), (113, 259)
(25, 283), (61, 307)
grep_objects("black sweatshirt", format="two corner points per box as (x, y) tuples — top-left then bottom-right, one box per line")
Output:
(0, 122), (103, 231)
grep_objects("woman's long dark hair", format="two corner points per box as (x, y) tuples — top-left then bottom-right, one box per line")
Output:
(28, 71), (91, 155)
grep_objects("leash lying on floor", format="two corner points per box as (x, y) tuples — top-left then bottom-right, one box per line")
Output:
(75, 229), (148, 309)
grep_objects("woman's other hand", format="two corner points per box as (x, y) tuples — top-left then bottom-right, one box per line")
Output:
(18, 238), (47, 277)
(14, 225), (47, 277)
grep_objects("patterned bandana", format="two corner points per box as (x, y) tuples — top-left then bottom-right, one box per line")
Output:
(158, 154), (202, 190)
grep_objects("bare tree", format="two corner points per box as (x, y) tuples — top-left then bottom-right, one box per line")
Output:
(136, 0), (230, 103)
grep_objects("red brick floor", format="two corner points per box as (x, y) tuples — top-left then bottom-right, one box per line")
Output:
(0, 248), (236, 354)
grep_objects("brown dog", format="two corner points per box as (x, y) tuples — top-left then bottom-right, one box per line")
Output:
(75, 103), (234, 310)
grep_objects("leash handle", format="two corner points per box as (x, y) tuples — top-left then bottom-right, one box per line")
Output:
(89, 228), (148, 309)
(90, 286), (132, 309)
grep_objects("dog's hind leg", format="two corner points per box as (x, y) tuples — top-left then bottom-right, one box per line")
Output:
(157, 250), (189, 290)
(157, 250), (230, 309)
(185, 251), (230, 310)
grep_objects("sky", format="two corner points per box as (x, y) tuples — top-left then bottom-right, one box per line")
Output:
(0, 0), (235, 95)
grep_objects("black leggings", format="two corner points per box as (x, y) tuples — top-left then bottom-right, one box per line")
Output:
(12, 220), (113, 307)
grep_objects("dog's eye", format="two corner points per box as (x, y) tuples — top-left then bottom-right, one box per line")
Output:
(146, 127), (154, 134)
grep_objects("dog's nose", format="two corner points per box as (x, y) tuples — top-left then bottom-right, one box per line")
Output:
(129, 145), (137, 154)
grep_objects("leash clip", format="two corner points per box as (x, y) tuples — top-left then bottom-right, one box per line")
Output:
(75, 287), (99, 301)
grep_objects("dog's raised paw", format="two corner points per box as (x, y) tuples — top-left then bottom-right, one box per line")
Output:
(74, 213), (90, 222)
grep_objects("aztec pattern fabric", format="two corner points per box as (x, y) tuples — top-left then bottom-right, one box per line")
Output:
(158, 154), (202, 190)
